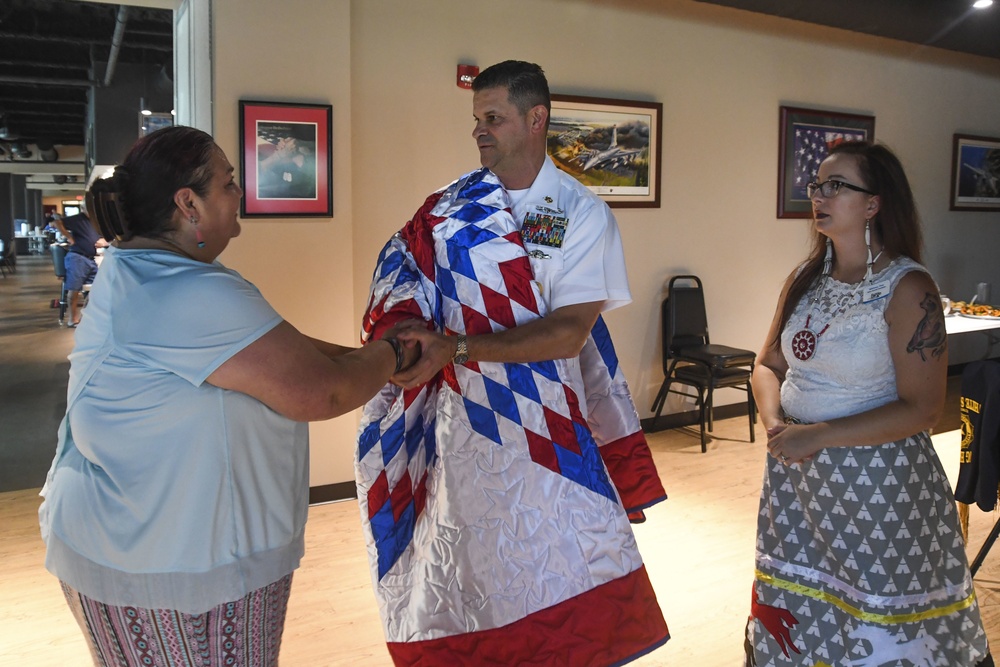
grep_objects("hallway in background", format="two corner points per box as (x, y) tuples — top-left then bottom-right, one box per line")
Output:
(0, 254), (74, 492)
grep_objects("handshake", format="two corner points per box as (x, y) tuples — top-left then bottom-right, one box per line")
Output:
(380, 319), (460, 389)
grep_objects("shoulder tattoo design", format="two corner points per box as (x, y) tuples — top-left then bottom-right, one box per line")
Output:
(906, 292), (947, 361)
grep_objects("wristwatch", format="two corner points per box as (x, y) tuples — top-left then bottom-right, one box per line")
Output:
(453, 334), (469, 365)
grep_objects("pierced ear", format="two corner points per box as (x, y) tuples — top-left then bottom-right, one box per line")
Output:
(173, 187), (197, 215)
(867, 195), (881, 217)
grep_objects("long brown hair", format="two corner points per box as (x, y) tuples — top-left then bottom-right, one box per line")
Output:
(770, 141), (923, 349)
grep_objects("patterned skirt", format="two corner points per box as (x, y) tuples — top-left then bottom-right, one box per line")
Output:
(61, 574), (292, 667)
(745, 432), (991, 666)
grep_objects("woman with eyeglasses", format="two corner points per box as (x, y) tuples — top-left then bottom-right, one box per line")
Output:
(744, 141), (992, 666)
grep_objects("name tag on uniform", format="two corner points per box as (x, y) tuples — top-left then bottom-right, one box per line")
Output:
(521, 212), (568, 249)
(863, 279), (891, 303)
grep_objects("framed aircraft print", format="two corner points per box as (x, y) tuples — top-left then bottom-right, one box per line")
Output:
(547, 95), (662, 208)
(950, 133), (1000, 212)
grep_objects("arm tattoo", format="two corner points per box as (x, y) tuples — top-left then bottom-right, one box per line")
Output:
(905, 292), (947, 361)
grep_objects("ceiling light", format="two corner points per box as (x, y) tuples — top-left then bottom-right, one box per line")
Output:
(973, 0), (993, 8)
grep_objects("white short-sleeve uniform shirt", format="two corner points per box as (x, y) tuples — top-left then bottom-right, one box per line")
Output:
(507, 157), (631, 314)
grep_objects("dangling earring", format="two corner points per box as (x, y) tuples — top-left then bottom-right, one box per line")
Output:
(864, 218), (882, 282)
(864, 218), (873, 268)
(822, 236), (833, 277)
(191, 216), (206, 248)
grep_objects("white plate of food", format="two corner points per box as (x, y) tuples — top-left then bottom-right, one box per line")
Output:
(952, 301), (1000, 319)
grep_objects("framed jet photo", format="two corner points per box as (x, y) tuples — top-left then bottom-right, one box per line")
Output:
(547, 95), (662, 208)
(950, 133), (1000, 212)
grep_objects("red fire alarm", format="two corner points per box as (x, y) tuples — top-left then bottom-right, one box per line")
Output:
(457, 64), (479, 89)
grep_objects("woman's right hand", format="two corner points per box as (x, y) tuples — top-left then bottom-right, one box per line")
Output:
(765, 423), (787, 439)
(395, 336), (421, 373)
(381, 319), (427, 374)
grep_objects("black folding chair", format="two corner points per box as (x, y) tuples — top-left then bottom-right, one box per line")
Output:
(650, 275), (757, 452)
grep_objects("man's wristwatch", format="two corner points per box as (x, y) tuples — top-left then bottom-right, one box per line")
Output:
(452, 334), (469, 365)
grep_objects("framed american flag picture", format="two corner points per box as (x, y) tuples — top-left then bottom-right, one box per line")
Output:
(777, 106), (875, 218)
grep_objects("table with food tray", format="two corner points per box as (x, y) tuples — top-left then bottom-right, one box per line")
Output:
(945, 303), (1000, 358)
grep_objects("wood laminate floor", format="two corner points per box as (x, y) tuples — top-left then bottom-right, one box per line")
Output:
(4, 421), (1000, 666)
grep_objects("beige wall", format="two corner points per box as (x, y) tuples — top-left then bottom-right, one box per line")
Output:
(213, 0), (1000, 486)
(213, 0), (356, 485)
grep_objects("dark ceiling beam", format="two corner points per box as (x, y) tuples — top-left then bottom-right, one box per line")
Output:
(0, 31), (171, 50)
(0, 98), (86, 108)
(4, 111), (80, 119)
(3, 129), (83, 137)
(0, 74), (96, 87)
(0, 60), (89, 71)
(10, 128), (84, 137)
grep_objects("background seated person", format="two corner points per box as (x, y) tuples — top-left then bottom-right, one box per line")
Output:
(55, 206), (107, 327)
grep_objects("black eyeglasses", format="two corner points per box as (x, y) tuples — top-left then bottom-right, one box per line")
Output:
(806, 179), (877, 198)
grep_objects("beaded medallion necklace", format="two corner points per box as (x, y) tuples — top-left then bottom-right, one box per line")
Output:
(790, 236), (882, 362)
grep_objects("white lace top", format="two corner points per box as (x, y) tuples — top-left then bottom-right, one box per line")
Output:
(780, 256), (926, 424)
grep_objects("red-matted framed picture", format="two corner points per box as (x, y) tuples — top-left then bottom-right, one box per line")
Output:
(238, 101), (332, 218)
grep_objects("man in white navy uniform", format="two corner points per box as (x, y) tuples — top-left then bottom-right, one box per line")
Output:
(393, 60), (631, 388)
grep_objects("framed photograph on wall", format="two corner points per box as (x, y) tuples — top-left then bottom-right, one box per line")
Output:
(139, 112), (174, 138)
(238, 101), (332, 218)
(950, 133), (1000, 212)
(547, 94), (662, 208)
(778, 106), (875, 218)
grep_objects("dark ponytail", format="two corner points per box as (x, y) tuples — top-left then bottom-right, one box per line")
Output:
(86, 126), (218, 242)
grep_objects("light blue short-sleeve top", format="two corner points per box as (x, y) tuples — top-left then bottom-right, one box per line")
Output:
(39, 246), (308, 614)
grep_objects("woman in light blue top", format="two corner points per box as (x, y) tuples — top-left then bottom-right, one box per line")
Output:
(39, 126), (418, 667)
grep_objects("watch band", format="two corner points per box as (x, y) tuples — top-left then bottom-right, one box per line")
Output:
(452, 334), (469, 365)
